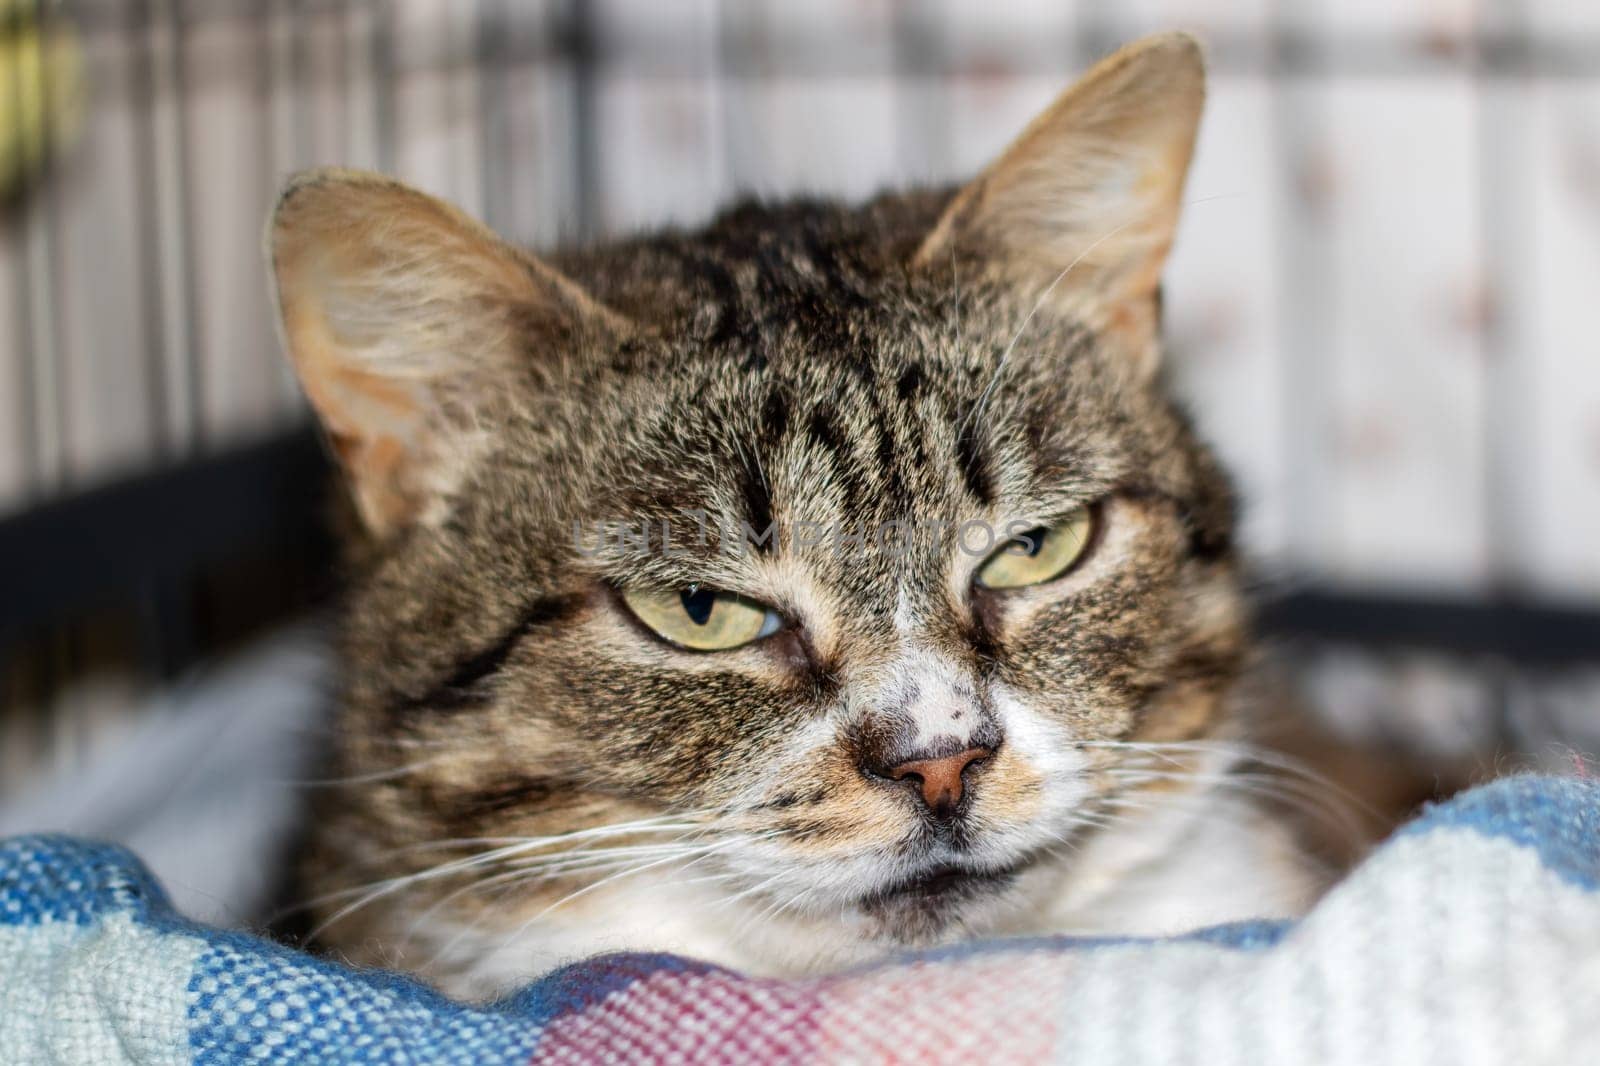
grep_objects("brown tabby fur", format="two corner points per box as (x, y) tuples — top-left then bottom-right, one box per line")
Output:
(275, 34), (1317, 998)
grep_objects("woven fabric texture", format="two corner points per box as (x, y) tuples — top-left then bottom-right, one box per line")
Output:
(3, 775), (1598, 1064)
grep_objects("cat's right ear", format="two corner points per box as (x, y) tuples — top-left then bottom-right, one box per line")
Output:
(268, 169), (624, 541)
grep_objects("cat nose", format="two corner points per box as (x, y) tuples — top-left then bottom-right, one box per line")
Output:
(878, 746), (993, 818)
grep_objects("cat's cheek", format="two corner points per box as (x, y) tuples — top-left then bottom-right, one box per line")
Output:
(1127, 679), (1232, 746)
(968, 744), (1049, 828)
(768, 745), (926, 856)
(985, 686), (1096, 825)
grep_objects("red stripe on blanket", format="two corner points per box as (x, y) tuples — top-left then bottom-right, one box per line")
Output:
(532, 968), (822, 1064)
(815, 952), (1064, 1061)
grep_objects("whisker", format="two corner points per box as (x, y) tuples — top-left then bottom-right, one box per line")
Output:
(294, 814), (720, 935)
(283, 754), (453, 788)
(412, 829), (778, 970)
(396, 814), (714, 856)
(958, 226), (1114, 438)
(1079, 737), (1384, 827)
(1098, 772), (1364, 857)
(402, 842), (725, 944)
(490, 832), (779, 958)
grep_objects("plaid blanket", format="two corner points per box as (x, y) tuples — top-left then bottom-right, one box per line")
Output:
(2, 775), (1597, 1065)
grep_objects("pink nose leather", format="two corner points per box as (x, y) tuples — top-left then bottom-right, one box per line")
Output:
(885, 747), (992, 814)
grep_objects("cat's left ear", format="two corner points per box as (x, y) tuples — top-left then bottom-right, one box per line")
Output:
(914, 33), (1205, 374)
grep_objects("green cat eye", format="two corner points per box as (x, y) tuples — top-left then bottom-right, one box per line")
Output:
(975, 507), (1094, 590)
(621, 586), (783, 651)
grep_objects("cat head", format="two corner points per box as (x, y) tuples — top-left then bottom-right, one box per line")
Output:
(274, 34), (1262, 989)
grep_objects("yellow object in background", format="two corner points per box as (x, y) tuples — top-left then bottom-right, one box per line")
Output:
(0, 0), (83, 199)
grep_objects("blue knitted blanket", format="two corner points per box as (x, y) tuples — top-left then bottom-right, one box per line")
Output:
(3, 775), (1597, 1064)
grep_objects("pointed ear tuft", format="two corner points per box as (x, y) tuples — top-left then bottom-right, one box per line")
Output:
(268, 169), (619, 539)
(915, 33), (1206, 369)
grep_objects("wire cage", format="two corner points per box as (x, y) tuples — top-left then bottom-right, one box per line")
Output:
(3, 0), (1599, 805)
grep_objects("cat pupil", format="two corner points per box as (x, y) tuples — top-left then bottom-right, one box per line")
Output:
(681, 588), (716, 626)
(1021, 527), (1047, 557)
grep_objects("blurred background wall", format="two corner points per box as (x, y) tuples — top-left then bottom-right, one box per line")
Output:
(2, 0), (1598, 820)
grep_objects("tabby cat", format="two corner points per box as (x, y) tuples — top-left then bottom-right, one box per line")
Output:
(273, 34), (1318, 1000)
